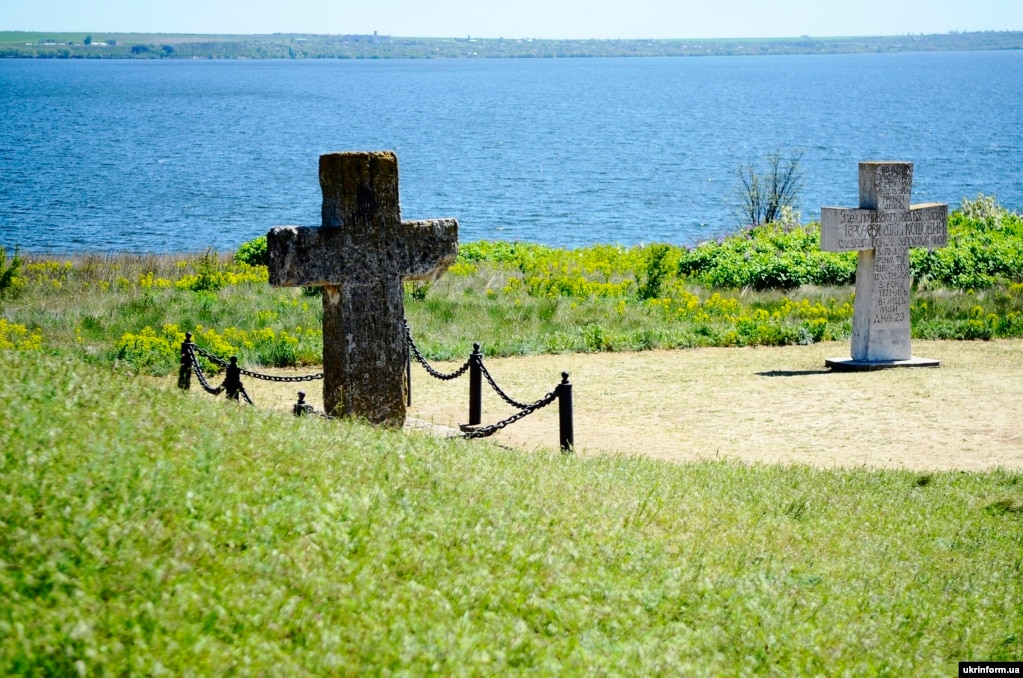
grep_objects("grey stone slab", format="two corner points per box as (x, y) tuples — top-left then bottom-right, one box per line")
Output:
(821, 162), (948, 367)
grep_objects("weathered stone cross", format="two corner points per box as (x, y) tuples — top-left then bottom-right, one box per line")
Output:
(821, 161), (947, 369)
(267, 151), (457, 425)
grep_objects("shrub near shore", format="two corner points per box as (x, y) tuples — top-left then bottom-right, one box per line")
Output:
(0, 196), (1021, 373)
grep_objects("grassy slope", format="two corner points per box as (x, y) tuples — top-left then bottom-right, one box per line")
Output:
(2, 349), (1021, 674)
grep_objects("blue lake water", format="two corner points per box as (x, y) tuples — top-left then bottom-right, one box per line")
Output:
(1, 51), (1021, 254)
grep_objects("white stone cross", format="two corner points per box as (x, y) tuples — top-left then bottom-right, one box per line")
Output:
(267, 151), (457, 424)
(821, 162), (947, 369)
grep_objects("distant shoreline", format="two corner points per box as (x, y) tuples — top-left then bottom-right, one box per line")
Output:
(2, 30), (1022, 60)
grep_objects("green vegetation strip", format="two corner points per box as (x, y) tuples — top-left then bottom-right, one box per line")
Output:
(2, 349), (1022, 673)
(2, 196), (1022, 374)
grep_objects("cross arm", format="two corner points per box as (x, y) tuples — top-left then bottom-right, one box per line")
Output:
(821, 207), (874, 252)
(903, 203), (948, 249)
(400, 218), (459, 281)
(266, 226), (350, 287)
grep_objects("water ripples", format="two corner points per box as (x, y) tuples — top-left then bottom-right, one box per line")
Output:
(1, 53), (1021, 253)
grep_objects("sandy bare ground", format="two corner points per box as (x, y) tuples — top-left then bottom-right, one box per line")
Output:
(182, 340), (1023, 472)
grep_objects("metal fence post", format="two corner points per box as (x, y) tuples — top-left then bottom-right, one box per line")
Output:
(224, 356), (242, 401)
(406, 331), (413, 407)
(469, 342), (482, 426)
(294, 391), (310, 416)
(177, 332), (193, 390)
(557, 372), (573, 453)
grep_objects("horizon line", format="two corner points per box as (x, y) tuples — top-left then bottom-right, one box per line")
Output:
(5, 29), (1021, 42)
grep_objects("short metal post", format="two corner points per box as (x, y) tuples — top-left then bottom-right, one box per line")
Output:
(294, 391), (310, 416)
(469, 342), (482, 426)
(406, 336), (413, 407)
(557, 372), (574, 453)
(177, 332), (193, 390)
(224, 356), (242, 401)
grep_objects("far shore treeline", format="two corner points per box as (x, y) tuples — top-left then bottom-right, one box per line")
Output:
(2, 30), (1023, 60)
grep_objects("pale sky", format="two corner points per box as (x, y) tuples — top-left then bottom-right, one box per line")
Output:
(2, 0), (1021, 39)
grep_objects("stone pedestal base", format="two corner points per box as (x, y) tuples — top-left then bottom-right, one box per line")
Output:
(825, 356), (940, 372)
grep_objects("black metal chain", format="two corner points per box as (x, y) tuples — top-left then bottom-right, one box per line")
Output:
(405, 324), (473, 381)
(477, 359), (531, 410)
(187, 346), (226, 395)
(186, 347), (255, 404)
(238, 367), (324, 383)
(191, 344), (230, 368)
(459, 389), (559, 439)
(185, 329), (563, 441)
(190, 341), (323, 382)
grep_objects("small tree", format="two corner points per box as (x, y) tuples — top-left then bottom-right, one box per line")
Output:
(959, 193), (1009, 227)
(0, 245), (24, 299)
(735, 150), (804, 227)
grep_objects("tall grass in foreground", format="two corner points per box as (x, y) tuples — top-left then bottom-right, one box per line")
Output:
(2, 350), (1021, 674)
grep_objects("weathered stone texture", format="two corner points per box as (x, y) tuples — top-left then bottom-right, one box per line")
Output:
(267, 151), (458, 425)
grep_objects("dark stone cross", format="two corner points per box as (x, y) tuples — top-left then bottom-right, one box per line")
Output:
(821, 162), (947, 369)
(267, 151), (458, 425)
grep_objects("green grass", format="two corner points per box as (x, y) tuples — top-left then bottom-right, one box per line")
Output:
(3, 199), (1023, 672)
(3, 198), (1023, 375)
(2, 348), (1022, 674)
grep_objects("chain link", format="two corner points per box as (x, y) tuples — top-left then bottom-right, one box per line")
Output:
(185, 344), (257, 405)
(190, 341), (323, 382)
(187, 346), (226, 395)
(459, 389), (559, 439)
(405, 324), (473, 381)
(477, 359), (530, 409)
(186, 330), (564, 442)
(405, 322), (562, 439)
(190, 344), (230, 368)
(238, 368), (324, 383)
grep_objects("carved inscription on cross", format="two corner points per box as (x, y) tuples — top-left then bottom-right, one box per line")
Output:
(267, 151), (457, 425)
(821, 162), (947, 367)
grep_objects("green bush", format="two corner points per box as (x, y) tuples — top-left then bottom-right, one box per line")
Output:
(115, 326), (179, 374)
(911, 205), (1023, 289)
(677, 198), (1021, 291)
(636, 244), (673, 300)
(234, 235), (268, 267)
(177, 250), (227, 292)
(456, 240), (545, 264)
(677, 224), (857, 289)
(0, 245), (24, 299)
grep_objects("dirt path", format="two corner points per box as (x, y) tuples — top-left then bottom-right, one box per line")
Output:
(185, 339), (1023, 471)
